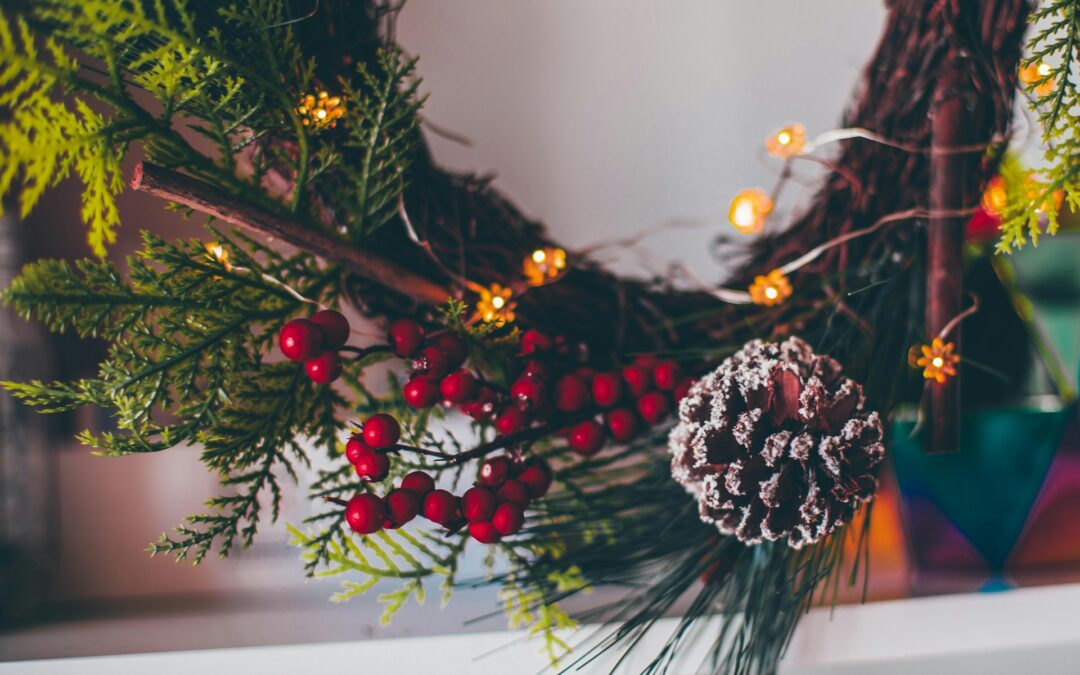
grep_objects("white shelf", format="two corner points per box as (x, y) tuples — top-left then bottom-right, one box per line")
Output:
(4, 583), (1080, 673)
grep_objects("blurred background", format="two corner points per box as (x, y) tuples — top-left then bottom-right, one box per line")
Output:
(3, 0), (1079, 665)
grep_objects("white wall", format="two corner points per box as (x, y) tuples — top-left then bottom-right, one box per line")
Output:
(398, 0), (887, 279)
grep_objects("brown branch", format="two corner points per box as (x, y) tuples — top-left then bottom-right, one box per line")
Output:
(924, 53), (984, 454)
(130, 162), (453, 307)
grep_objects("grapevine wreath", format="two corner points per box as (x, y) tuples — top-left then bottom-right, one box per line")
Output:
(1, 0), (1078, 672)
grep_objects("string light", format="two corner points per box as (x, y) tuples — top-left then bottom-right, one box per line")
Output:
(1018, 61), (1054, 97)
(728, 188), (773, 235)
(913, 338), (960, 383)
(522, 246), (567, 286)
(748, 269), (791, 306)
(476, 283), (516, 326)
(766, 123), (807, 158)
(297, 90), (346, 129)
(1027, 180), (1065, 217)
(205, 241), (232, 272)
(981, 175), (1008, 216)
(984, 171), (1065, 218)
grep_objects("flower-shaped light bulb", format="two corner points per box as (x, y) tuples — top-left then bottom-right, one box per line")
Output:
(748, 269), (792, 306)
(523, 246), (567, 286)
(728, 188), (773, 235)
(766, 123), (807, 158)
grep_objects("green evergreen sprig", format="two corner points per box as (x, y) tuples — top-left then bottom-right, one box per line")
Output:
(334, 48), (426, 238)
(2, 231), (345, 561)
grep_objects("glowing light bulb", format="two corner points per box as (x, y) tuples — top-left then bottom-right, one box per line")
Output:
(476, 283), (516, 326)
(914, 338), (960, 383)
(205, 241), (232, 271)
(748, 269), (792, 306)
(1019, 61), (1055, 97)
(765, 123), (807, 158)
(522, 246), (568, 286)
(297, 90), (346, 129)
(981, 176), (1008, 216)
(728, 188), (773, 235)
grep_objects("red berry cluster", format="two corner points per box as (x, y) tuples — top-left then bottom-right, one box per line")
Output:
(332, 317), (693, 544)
(341, 410), (552, 544)
(564, 354), (693, 456)
(459, 454), (552, 543)
(278, 309), (351, 384)
(394, 322), (693, 458)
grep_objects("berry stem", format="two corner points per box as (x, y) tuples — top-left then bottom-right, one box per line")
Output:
(391, 444), (459, 460)
(391, 410), (594, 465)
(323, 496), (349, 507)
(448, 411), (595, 464)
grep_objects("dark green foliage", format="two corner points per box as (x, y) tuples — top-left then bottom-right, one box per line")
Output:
(334, 48), (425, 238)
(2, 231), (343, 562)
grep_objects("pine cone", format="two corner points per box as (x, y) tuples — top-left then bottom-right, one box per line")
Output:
(669, 337), (884, 548)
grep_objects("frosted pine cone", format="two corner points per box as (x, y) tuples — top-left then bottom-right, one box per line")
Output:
(669, 337), (884, 549)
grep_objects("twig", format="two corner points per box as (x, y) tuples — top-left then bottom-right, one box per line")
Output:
(393, 411), (594, 465)
(130, 162), (453, 307)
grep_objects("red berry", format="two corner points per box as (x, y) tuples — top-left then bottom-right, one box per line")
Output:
(413, 346), (450, 377)
(462, 486), (497, 522)
(462, 386), (498, 421)
(440, 370), (477, 404)
(468, 521), (501, 544)
(423, 489), (460, 524)
(492, 503), (524, 536)
(568, 419), (605, 456)
(305, 351), (342, 384)
(310, 309), (350, 349)
(518, 460), (553, 498)
(554, 375), (590, 413)
(522, 359), (550, 379)
(479, 456), (512, 487)
(345, 436), (373, 465)
(622, 365), (652, 398)
(652, 361), (682, 391)
(496, 479), (531, 507)
(385, 488), (420, 525)
(354, 450), (390, 481)
(279, 319), (322, 361)
(388, 319), (425, 357)
(606, 407), (639, 442)
(496, 406), (527, 436)
(592, 372), (624, 408)
(674, 378), (695, 402)
(430, 332), (468, 369)
(637, 391), (671, 425)
(345, 493), (385, 534)
(401, 471), (435, 497)
(520, 329), (553, 354)
(511, 375), (546, 411)
(363, 414), (400, 449)
(403, 375), (440, 408)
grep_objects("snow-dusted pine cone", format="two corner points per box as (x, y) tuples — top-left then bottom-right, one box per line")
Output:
(668, 337), (884, 549)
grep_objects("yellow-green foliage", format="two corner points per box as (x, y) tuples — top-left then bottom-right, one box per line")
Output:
(0, 0), (314, 256)
(0, 16), (123, 256)
(998, 0), (1080, 252)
